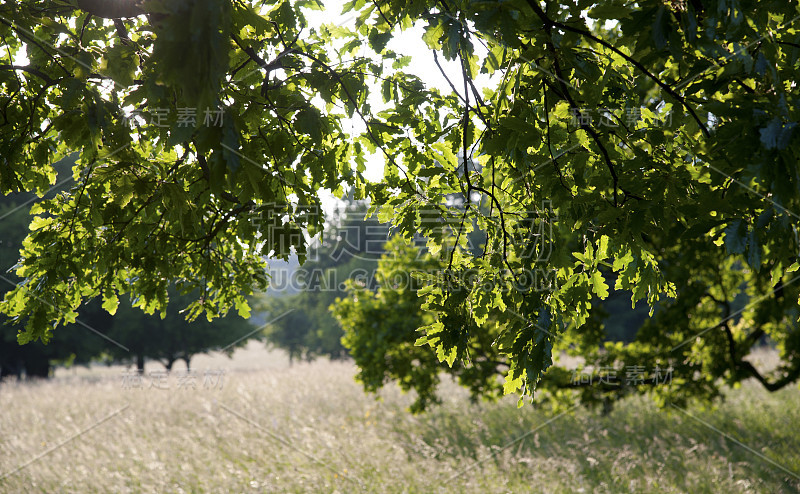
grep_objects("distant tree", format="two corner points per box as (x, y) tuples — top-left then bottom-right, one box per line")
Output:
(260, 296), (319, 364)
(258, 201), (383, 362)
(333, 235), (506, 413)
(105, 288), (257, 372)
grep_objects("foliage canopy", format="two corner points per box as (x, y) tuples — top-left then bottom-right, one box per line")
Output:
(2, 0), (800, 408)
(1, 164), (255, 377)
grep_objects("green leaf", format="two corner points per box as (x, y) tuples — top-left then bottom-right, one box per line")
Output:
(295, 108), (323, 144)
(102, 292), (119, 315)
(591, 270), (609, 299)
(724, 220), (746, 255)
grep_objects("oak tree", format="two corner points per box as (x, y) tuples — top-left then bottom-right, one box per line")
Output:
(2, 0), (799, 409)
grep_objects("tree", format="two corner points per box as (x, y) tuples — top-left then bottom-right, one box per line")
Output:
(1, 164), (254, 376)
(334, 236), (506, 412)
(333, 243), (661, 411)
(2, 0), (364, 341)
(2, 1), (800, 409)
(104, 287), (257, 372)
(1, 157), (110, 378)
(258, 200), (384, 362)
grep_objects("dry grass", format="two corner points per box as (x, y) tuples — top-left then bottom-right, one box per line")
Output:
(0, 343), (798, 493)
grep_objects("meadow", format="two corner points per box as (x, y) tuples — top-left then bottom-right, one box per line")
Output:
(0, 343), (798, 493)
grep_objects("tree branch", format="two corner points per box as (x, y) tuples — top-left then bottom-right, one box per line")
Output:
(738, 360), (800, 392)
(530, 3), (620, 206)
(0, 64), (57, 85)
(524, 0), (710, 137)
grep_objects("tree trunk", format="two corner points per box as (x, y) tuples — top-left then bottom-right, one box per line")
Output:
(136, 353), (145, 373)
(182, 355), (191, 372)
(1, 358), (23, 380)
(24, 355), (51, 379)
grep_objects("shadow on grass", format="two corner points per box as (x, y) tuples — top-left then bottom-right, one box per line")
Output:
(387, 382), (800, 493)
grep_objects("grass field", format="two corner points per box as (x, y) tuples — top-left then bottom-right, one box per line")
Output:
(1, 343), (798, 493)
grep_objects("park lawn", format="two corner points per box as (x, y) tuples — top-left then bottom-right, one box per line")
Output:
(0, 347), (798, 493)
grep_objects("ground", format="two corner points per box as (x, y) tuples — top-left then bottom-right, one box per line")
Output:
(0, 343), (798, 493)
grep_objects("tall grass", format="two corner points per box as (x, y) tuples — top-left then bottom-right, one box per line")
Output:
(0, 345), (798, 493)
